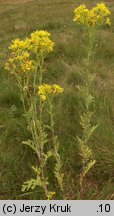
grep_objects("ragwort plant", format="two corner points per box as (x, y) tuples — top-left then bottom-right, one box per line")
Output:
(5, 30), (65, 199)
(38, 84), (65, 198)
(73, 3), (111, 198)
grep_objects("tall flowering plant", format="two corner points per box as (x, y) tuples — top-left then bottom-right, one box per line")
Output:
(5, 30), (65, 199)
(38, 84), (65, 198)
(73, 3), (111, 198)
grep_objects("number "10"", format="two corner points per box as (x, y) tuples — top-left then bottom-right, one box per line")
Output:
(99, 204), (110, 213)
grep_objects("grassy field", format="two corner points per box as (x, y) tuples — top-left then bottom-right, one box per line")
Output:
(0, 0), (114, 199)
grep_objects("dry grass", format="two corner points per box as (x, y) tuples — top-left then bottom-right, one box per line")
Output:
(0, 0), (31, 3)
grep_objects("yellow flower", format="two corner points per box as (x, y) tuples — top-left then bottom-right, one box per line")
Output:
(73, 5), (89, 25)
(9, 38), (29, 51)
(5, 50), (34, 73)
(47, 191), (56, 200)
(38, 84), (64, 101)
(40, 95), (46, 101)
(106, 17), (111, 26)
(28, 30), (54, 54)
(51, 84), (64, 93)
(21, 59), (34, 72)
(5, 30), (54, 74)
(73, 3), (111, 28)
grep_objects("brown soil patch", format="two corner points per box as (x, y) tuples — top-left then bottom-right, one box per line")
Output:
(0, 0), (31, 3)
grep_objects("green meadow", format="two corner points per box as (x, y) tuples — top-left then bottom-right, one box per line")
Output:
(0, 0), (114, 199)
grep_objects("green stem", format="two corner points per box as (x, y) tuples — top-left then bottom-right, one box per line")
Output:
(48, 97), (65, 198)
(36, 55), (48, 198)
(16, 74), (26, 113)
(79, 27), (96, 199)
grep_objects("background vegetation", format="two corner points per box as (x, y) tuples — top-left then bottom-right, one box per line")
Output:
(0, 0), (114, 199)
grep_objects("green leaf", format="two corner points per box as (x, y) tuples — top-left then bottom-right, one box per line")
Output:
(22, 140), (37, 153)
(81, 160), (96, 178)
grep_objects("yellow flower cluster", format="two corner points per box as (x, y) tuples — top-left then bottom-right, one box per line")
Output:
(8, 31), (54, 54)
(28, 30), (54, 55)
(5, 50), (34, 73)
(73, 3), (111, 27)
(38, 84), (64, 101)
(5, 30), (54, 73)
(9, 38), (28, 51)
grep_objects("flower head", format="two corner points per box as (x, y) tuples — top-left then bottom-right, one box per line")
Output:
(5, 30), (54, 74)
(5, 50), (34, 73)
(47, 191), (56, 200)
(73, 5), (89, 26)
(27, 30), (54, 55)
(73, 3), (111, 28)
(9, 38), (29, 51)
(38, 84), (64, 101)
